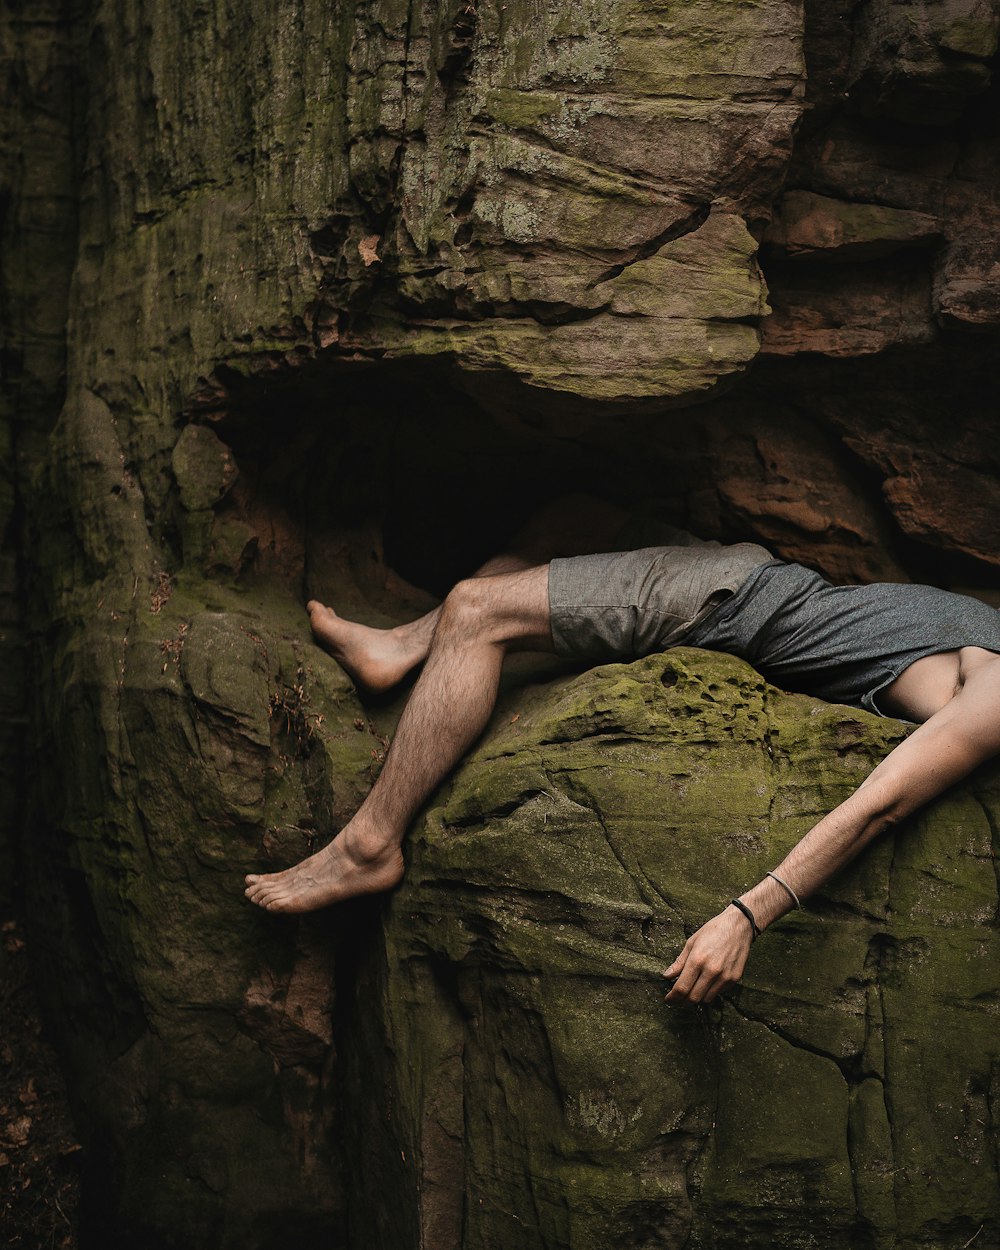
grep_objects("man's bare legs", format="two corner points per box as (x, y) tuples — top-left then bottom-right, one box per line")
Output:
(306, 494), (627, 692)
(245, 565), (553, 912)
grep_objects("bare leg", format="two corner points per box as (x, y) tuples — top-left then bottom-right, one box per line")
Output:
(246, 565), (553, 912)
(307, 493), (626, 692)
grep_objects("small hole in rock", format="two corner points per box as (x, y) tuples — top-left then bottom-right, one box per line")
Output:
(660, 668), (678, 688)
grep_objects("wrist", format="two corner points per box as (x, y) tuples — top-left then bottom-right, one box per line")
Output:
(729, 897), (761, 940)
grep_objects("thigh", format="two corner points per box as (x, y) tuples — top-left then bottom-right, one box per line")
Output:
(467, 563), (555, 652)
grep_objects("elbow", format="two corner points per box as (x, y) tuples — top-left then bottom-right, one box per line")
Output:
(869, 807), (901, 839)
(843, 808), (898, 860)
(871, 792), (913, 841)
(853, 784), (905, 845)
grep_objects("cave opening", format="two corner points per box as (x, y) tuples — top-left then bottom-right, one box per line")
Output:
(188, 356), (711, 609)
(177, 334), (1000, 628)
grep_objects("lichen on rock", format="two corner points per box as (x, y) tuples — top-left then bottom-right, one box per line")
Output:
(349, 651), (1000, 1249)
(2, 0), (1000, 1246)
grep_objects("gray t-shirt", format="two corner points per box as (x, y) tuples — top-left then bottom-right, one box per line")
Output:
(686, 560), (1000, 714)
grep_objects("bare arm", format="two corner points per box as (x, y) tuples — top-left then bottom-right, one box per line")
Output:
(664, 655), (1000, 1005)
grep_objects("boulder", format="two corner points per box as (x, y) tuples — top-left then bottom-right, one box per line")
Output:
(350, 651), (1000, 1249)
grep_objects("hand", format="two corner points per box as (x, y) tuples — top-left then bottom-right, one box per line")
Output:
(662, 906), (754, 1005)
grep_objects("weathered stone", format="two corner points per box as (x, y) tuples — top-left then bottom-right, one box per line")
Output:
(760, 255), (937, 358)
(683, 407), (909, 584)
(765, 191), (941, 260)
(2, 0), (1000, 1247)
(375, 208), (768, 401)
(347, 651), (1000, 1249)
(936, 239), (1000, 328)
(846, 0), (998, 124)
(172, 425), (239, 512)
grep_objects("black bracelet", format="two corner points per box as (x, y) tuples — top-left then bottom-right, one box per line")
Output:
(730, 898), (761, 940)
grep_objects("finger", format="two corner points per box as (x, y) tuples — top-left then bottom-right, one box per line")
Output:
(664, 962), (705, 1004)
(668, 953), (729, 1004)
(700, 973), (732, 1004)
(663, 936), (695, 978)
(681, 967), (720, 1005)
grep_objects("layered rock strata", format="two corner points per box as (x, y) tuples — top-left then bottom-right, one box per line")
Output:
(1, 0), (998, 1246)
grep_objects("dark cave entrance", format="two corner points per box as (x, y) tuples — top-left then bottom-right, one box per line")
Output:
(190, 356), (712, 606)
(181, 334), (1000, 620)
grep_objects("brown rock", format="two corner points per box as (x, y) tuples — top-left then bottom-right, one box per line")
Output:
(766, 190), (940, 260)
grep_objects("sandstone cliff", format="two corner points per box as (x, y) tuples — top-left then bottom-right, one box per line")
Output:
(2, 0), (999, 1246)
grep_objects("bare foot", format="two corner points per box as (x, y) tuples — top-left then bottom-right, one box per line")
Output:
(244, 827), (404, 913)
(307, 599), (431, 693)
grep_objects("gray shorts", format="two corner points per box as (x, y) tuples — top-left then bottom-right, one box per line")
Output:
(548, 530), (773, 663)
(551, 539), (1000, 715)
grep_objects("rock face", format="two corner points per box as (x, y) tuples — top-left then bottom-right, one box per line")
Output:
(350, 651), (1000, 1249)
(1, 0), (999, 1247)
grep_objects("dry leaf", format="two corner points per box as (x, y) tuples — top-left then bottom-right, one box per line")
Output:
(358, 234), (381, 266)
(4, 1114), (32, 1147)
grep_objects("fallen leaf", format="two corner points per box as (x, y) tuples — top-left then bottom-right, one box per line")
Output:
(509, 713), (520, 724)
(358, 234), (381, 266)
(3, 1115), (32, 1148)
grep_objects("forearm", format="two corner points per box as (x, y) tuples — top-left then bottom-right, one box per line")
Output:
(666, 673), (1000, 1004)
(737, 784), (897, 931)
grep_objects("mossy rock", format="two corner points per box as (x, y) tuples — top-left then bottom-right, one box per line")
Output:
(348, 650), (1000, 1250)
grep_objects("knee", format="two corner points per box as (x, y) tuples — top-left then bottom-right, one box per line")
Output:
(437, 579), (496, 638)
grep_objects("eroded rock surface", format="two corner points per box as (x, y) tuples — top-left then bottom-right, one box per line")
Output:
(1, 0), (999, 1247)
(353, 652), (1000, 1249)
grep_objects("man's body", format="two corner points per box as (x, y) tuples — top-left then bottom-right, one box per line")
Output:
(245, 498), (1000, 1006)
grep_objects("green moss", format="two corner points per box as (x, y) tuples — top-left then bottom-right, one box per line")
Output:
(346, 650), (1000, 1247)
(482, 88), (566, 129)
